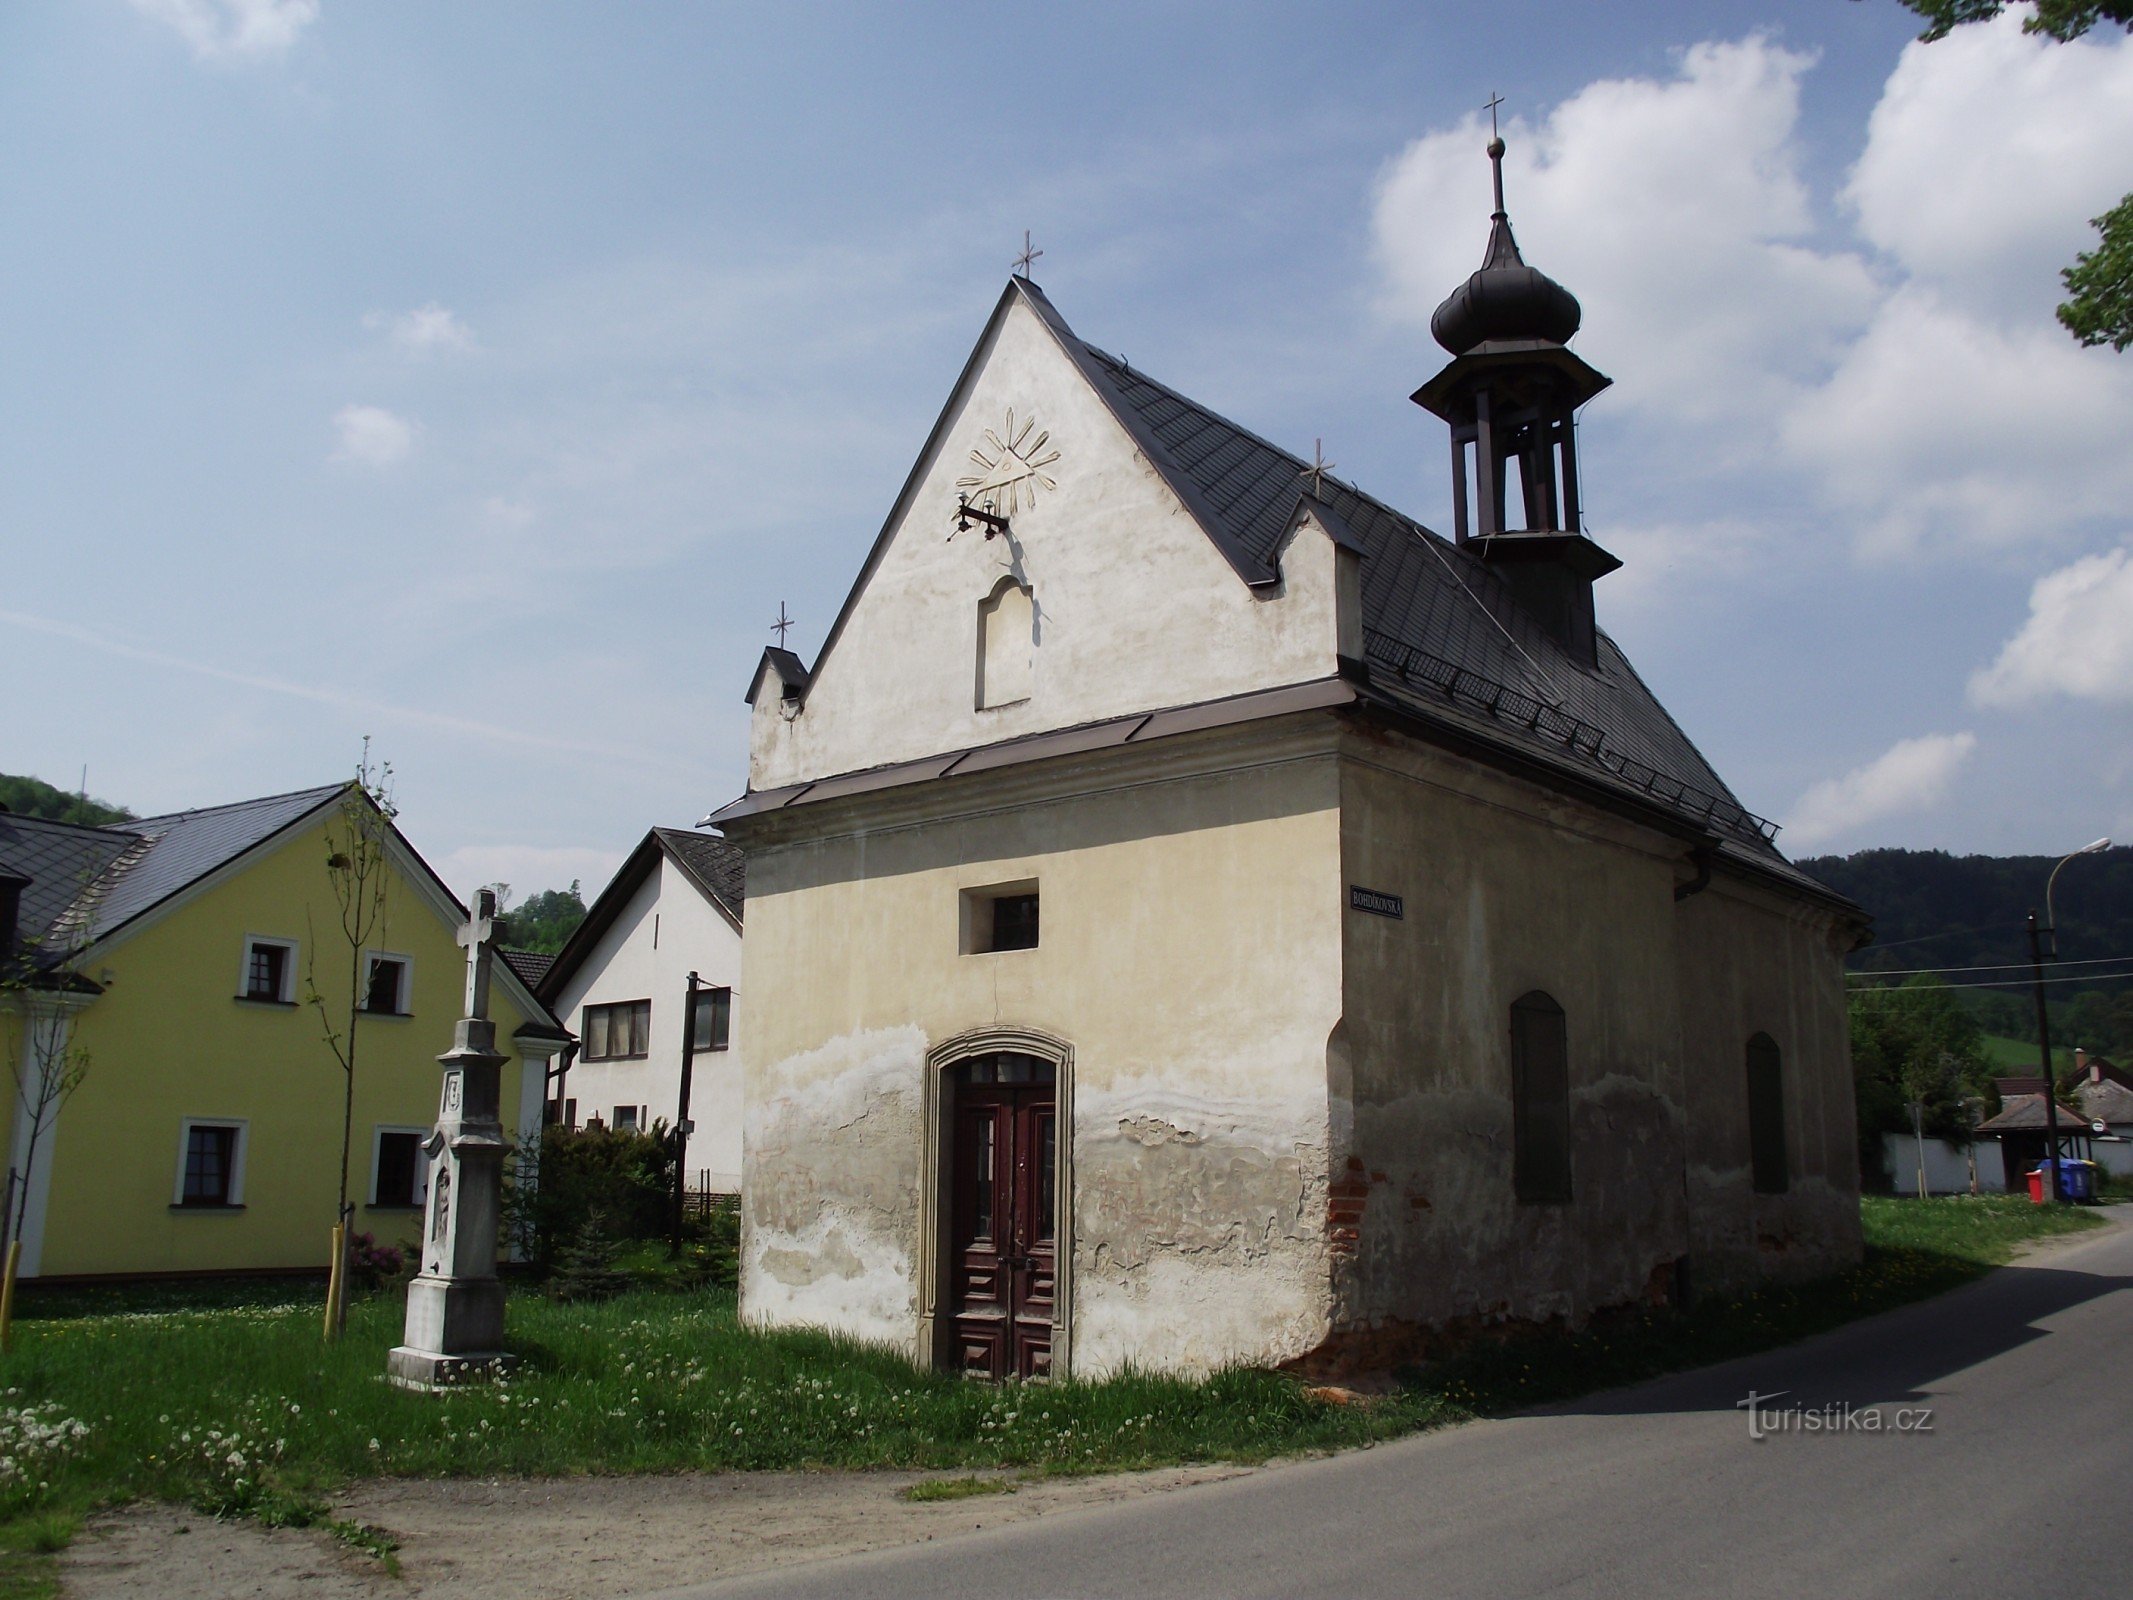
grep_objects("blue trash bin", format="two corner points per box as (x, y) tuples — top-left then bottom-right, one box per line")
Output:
(2060, 1160), (2096, 1203)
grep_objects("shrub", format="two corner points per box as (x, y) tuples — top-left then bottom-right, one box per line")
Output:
(344, 1232), (404, 1293)
(508, 1124), (678, 1271)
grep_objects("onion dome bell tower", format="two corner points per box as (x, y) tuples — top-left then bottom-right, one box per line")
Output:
(1413, 133), (1619, 666)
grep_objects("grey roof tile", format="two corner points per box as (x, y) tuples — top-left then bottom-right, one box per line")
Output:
(654, 828), (745, 916)
(0, 815), (140, 952)
(501, 948), (556, 990)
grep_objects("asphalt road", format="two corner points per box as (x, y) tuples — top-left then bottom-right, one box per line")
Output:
(663, 1211), (2133, 1600)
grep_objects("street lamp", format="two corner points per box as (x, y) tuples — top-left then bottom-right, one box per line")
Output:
(2029, 837), (2111, 1202)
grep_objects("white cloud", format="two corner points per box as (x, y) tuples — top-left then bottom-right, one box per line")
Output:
(364, 304), (476, 356)
(1370, 19), (2133, 565)
(1970, 546), (2133, 707)
(1779, 287), (2133, 555)
(1844, 6), (2133, 318)
(1784, 732), (1978, 852)
(1372, 38), (1878, 429)
(129, 0), (318, 63)
(331, 403), (415, 468)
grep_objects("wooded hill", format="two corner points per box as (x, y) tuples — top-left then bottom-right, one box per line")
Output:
(1801, 845), (2133, 1060)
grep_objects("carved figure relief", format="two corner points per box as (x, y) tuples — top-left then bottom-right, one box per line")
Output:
(957, 408), (1060, 515)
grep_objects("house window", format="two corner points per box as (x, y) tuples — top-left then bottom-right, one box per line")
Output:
(363, 954), (411, 1015)
(370, 1127), (429, 1208)
(583, 999), (651, 1061)
(1510, 991), (1572, 1204)
(239, 938), (296, 1004)
(976, 577), (1034, 709)
(961, 882), (1039, 954)
(173, 1119), (247, 1208)
(691, 987), (731, 1054)
(1746, 1033), (1789, 1195)
(613, 1105), (643, 1132)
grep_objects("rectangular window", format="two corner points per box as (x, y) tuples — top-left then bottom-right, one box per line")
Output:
(613, 1104), (642, 1132)
(240, 938), (295, 1003)
(1510, 992), (1573, 1205)
(961, 882), (1039, 954)
(370, 1127), (429, 1208)
(691, 987), (731, 1054)
(583, 999), (651, 1061)
(174, 1120), (247, 1207)
(363, 954), (410, 1015)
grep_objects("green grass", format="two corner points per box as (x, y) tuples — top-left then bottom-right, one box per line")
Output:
(0, 1194), (2106, 1586)
(1977, 1033), (2076, 1073)
(900, 1475), (1020, 1502)
(1860, 1191), (2103, 1265)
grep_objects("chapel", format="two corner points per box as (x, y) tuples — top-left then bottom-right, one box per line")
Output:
(709, 139), (1868, 1379)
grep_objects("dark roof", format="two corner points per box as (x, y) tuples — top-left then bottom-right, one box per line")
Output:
(0, 813), (142, 953)
(536, 827), (745, 1006)
(1977, 1094), (2088, 1135)
(89, 786), (347, 946)
(2077, 1078), (2133, 1126)
(654, 828), (746, 915)
(763, 279), (1845, 910)
(500, 948), (556, 990)
(0, 784), (345, 961)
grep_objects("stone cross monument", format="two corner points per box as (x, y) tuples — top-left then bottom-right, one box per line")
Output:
(387, 888), (515, 1389)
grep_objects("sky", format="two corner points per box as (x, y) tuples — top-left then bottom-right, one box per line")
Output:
(4, 0), (2131, 902)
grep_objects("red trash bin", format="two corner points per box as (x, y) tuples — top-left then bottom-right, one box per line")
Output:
(2027, 1168), (2048, 1204)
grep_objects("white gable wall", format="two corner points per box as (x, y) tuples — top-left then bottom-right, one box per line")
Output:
(548, 856), (745, 1191)
(751, 294), (1349, 791)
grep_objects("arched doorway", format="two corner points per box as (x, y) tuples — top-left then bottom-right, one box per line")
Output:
(919, 1030), (1073, 1379)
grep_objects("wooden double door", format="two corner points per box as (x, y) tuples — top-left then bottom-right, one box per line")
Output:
(947, 1053), (1056, 1380)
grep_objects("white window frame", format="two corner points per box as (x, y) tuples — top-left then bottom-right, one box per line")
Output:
(360, 950), (414, 1016)
(237, 936), (298, 1004)
(172, 1117), (249, 1208)
(612, 1104), (645, 1132)
(368, 1124), (431, 1208)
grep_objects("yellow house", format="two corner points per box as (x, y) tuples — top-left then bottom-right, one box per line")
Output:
(0, 784), (567, 1280)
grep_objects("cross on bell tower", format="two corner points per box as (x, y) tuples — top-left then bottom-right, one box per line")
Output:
(1411, 123), (1620, 666)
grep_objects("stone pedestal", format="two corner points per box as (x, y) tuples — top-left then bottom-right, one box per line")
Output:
(387, 1014), (517, 1391)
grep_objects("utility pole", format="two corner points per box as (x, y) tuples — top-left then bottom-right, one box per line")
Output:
(2029, 838), (2112, 1205)
(671, 971), (700, 1257)
(2028, 911), (2063, 1203)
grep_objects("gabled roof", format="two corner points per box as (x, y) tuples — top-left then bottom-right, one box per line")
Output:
(0, 784), (346, 961)
(536, 828), (745, 1006)
(746, 278), (1839, 904)
(0, 782), (565, 1036)
(1977, 1093), (2083, 1134)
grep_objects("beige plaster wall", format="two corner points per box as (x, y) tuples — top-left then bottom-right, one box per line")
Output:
(1329, 732), (1859, 1345)
(1332, 740), (1692, 1339)
(1673, 881), (1862, 1291)
(749, 295), (1346, 791)
(734, 734), (1346, 1377)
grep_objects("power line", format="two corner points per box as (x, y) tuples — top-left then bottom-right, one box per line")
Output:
(1855, 919), (2029, 952)
(1848, 953), (2133, 979)
(1847, 969), (2133, 994)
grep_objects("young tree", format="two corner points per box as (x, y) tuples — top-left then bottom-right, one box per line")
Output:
(1850, 974), (1990, 1187)
(304, 740), (398, 1338)
(0, 937), (94, 1347)
(1889, 0), (2133, 351)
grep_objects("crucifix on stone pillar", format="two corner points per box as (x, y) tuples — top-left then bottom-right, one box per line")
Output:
(388, 888), (516, 1390)
(458, 888), (498, 1021)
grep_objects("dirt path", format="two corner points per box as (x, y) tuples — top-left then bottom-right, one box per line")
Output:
(62, 1463), (1259, 1598)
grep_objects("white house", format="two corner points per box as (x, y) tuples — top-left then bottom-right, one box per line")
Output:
(537, 828), (745, 1192)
